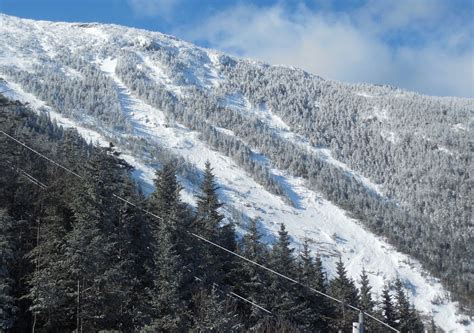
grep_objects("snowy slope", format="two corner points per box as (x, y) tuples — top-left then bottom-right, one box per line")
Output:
(0, 14), (472, 331)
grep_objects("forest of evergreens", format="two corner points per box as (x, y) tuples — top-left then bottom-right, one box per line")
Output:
(2, 25), (472, 313)
(0, 96), (428, 332)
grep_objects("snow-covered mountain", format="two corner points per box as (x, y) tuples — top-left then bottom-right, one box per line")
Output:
(0, 14), (472, 331)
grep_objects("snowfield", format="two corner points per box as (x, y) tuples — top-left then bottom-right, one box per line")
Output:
(0, 13), (472, 332)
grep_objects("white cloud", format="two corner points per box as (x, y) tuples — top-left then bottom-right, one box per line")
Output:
(180, 3), (473, 97)
(127, 0), (180, 18)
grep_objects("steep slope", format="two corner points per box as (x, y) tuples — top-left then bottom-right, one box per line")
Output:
(0, 14), (472, 331)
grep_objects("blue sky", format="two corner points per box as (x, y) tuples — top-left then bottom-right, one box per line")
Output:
(1, 0), (473, 97)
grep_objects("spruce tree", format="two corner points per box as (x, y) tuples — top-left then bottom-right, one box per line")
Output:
(359, 267), (376, 332)
(64, 146), (131, 331)
(405, 305), (424, 333)
(195, 161), (224, 284)
(296, 239), (329, 331)
(271, 224), (295, 276)
(329, 258), (360, 331)
(116, 178), (154, 330)
(314, 253), (327, 294)
(269, 224), (299, 325)
(381, 283), (396, 328)
(26, 212), (72, 331)
(149, 161), (181, 220)
(192, 286), (241, 332)
(237, 218), (271, 328)
(359, 268), (375, 313)
(218, 219), (239, 285)
(394, 278), (411, 331)
(147, 161), (191, 331)
(196, 161), (224, 240)
(146, 226), (189, 331)
(0, 210), (17, 331)
(393, 279), (424, 333)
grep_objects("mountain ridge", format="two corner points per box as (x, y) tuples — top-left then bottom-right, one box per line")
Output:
(0, 13), (472, 331)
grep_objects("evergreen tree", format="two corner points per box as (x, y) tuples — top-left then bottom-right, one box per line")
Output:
(147, 161), (191, 331)
(394, 278), (411, 331)
(381, 283), (396, 328)
(195, 161), (224, 284)
(314, 253), (327, 294)
(218, 219), (239, 285)
(146, 226), (190, 331)
(358, 267), (376, 332)
(64, 146), (131, 331)
(196, 161), (224, 240)
(0, 210), (17, 331)
(296, 239), (329, 332)
(329, 258), (360, 332)
(192, 287), (242, 332)
(149, 161), (181, 220)
(359, 268), (375, 313)
(26, 212), (72, 331)
(271, 224), (295, 277)
(269, 224), (300, 326)
(392, 279), (424, 332)
(115, 178), (154, 330)
(405, 305), (424, 333)
(237, 218), (272, 328)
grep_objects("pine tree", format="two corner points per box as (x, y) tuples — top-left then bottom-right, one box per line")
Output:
(359, 268), (375, 313)
(314, 253), (327, 294)
(329, 258), (360, 332)
(146, 226), (190, 331)
(147, 161), (191, 331)
(149, 161), (181, 221)
(271, 224), (295, 277)
(269, 224), (299, 325)
(64, 145), (131, 331)
(405, 305), (424, 333)
(26, 212), (72, 331)
(394, 278), (411, 331)
(296, 239), (329, 331)
(115, 178), (154, 330)
(358, 267), (376, 332)
(195, 161), (224, 284)
(218, 219), (239, 286)
(0, 210), (17, 331)
(196, 161), (224, 240)
(192, 287), (242, 332)
(237, 218), (271, 328)
(381, 283), (396, 328)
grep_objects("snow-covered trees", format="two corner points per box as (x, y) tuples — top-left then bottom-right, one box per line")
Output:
(329, 258), (360, 331)
(1, 15), (471, 311)
(0, 99), (426, 331)
(0, 211), (17, 331)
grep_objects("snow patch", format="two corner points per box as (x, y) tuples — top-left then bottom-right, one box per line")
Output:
(381, 130), (399, 144)
(356, 92), (374, 98)
(137, 53), (183, 96)
(214, 126), (235, 137)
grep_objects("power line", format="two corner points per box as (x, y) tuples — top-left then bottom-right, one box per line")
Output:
(5, 160), (48, 189)
(0, 130), (83, 179)
(0, 129), (399, 332)
(190, 272), (273, 316)
(0, 131), (272, 318)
